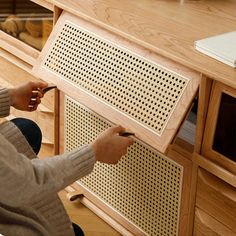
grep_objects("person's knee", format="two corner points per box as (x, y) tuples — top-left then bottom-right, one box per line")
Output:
(11, 118), (42, 154)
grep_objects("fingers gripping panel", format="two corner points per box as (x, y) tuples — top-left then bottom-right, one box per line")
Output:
(45, 21), (189, 136)
(65, 97), (183, 236)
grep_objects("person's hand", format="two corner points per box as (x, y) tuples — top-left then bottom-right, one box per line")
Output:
(9, 81), (48, 111)
(91, 126), (134, 164)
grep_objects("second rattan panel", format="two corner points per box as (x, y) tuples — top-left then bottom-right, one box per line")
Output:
(65, 96), (183, 236)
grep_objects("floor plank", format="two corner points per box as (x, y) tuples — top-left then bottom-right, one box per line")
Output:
(59, 190), (121, 236)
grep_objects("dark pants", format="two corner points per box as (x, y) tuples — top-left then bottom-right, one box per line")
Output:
(11, 117), (84, 236)
(11, 118), (42, 155)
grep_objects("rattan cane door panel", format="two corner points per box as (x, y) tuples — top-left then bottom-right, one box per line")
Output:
(65, 96), (183, 236)
(33, 11), (200, 153)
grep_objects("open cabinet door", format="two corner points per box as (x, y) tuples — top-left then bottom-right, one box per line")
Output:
(33, 11), (200, 153)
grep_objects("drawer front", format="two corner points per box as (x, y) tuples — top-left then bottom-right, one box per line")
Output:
(194, 207), (236, 236)
(64, 96), (185, 236)
(196, 168), (236, 232)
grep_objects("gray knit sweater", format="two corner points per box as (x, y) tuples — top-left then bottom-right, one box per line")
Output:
(0, 87), (96, 236)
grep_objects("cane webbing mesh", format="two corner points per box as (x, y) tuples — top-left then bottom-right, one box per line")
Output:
(44, 21), (189, 136)
(65, 96), (183, 236)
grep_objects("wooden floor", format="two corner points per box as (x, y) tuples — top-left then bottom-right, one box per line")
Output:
(58, 190), (121, 236)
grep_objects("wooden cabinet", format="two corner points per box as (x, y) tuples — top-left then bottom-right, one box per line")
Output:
(0, 53), (57, 157)
(1, 0), (236, 236)
(0, 0), (53, 65)
(194, 207), (235, 236)
(196, 81), (236, 236)
(202, 82), (236, 174)
(58, 95), (193, 235)
(32, 7), (201, 235)
(0, 0), (57, 156)
(195, 168), (236, 234)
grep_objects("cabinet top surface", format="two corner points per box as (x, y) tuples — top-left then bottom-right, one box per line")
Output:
(50, 0), (236, 87)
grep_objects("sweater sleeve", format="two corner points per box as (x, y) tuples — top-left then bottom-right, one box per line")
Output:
(0, 133), (96, 206)
(0, 87), (10, 118)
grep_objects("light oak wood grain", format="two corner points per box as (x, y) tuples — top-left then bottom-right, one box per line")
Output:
(202, 82), (236, 175)
(0, 55), (56, 155)
(194, 207), (236, 236)
(2, 1), (236, 234)
(193, 153), (236, 189)
(0, 31), (40, 65)
(72, 182), (147, 236)
(59, 190), (122, 236)
(31, 0), (54, 11)
(167, 146), (194, 236)
(0, 48), (32, 74)
(49, 0), (236, 88)
(196, 168), (236, 233)
(194, 76), (212, 153)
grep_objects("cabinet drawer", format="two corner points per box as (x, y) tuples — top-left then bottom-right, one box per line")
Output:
(196, 168), (236, 232)
(194, 207), (236, 236)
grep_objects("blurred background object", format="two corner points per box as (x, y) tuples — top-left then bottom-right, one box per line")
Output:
(0, 0), (53, 50)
